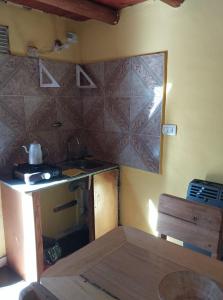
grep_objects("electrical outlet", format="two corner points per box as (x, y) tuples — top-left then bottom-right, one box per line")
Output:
(162, 124), (177, 136)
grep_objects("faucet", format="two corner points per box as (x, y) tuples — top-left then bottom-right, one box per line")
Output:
(67, 136), (85, 160)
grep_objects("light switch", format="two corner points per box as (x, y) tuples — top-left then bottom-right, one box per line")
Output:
(162, 124), (177, 136)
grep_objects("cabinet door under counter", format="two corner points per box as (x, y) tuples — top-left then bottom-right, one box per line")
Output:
(93, 169), (119, 239)
(1, 185), (42, 282)
(1, 167), (119, 281)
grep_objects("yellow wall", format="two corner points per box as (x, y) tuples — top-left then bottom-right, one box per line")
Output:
(0, 2), (82, 62)
(79, 0), (223, 234)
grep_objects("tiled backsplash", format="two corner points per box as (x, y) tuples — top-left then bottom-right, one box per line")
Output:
(0, 54), (82, 177)
(0, 52), (165, 177)
(81, 53), (165, 173)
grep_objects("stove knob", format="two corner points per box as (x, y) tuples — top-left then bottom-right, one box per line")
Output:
(41, 172), (51, 180)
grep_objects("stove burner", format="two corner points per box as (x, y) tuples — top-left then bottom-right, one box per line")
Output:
(13, 163), (62, 185)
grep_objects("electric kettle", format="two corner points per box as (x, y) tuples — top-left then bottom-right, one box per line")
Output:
(22, 142), (43, 165)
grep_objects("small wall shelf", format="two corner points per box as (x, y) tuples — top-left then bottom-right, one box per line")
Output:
(39, 59), (60, 88)
(76, 64), (97, 89)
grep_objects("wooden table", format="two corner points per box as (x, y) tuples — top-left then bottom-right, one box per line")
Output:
(40, 226), (223, 300)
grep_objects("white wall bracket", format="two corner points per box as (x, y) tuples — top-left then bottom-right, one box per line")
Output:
(76, 64), (97, 89)
(39, 59), (60, 88)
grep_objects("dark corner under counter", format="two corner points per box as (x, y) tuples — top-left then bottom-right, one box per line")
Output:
(0, 162), (119, 282)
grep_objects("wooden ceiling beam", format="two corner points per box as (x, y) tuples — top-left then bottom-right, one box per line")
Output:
(10, 0), (120, 25)
(94, 0), (146, 9)
(160, 0), (185, 7)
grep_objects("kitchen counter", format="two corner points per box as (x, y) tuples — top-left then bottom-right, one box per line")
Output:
(0, 162), (118, 194)
(1, 163), (119, 281)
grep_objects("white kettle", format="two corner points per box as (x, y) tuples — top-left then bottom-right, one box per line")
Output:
(22, 142), (43, 165)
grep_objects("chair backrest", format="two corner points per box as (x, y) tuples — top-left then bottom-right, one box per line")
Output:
(157, 194), (223, 259)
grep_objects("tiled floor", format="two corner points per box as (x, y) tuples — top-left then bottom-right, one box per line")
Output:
(0, 266), (28, 300)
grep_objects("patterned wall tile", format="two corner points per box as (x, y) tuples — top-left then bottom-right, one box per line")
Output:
(0, 96), (25, 131)
(84, 130), (107, 160)
(104, 59), (132, 97)
(131, 71), (154, 98)
(0, 120), (28, 177)
(84, 130), (130, 165)
(102, 132), (130, 163)
(0, 56), (45, 97)
(117, 142), (138, 167)
(141, 53), (165, 82)
(132, 55), (164, 92)
(130, 134), (160, 172)
(104, 97), (130, 133)
(0, 52), (165, 176)
(24, 96), (57, 131)
(130, 96), (162, 136)
(0, 122), (14, 157)
(0, 55), (23, 95)
(0, 93), (27, 175)
(82, 52), (165, 173)
(19, 57), (40, 96)
(55, 97), (83, 130)
(83, 96), (104, 130)
(0, 59), (24, 95)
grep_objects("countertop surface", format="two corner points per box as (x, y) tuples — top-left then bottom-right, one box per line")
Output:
(0, 161), (118, 194)
(41, 226), (223, 300)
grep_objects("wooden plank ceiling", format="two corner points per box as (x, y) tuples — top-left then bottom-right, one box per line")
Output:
(9, 0), (185, 25)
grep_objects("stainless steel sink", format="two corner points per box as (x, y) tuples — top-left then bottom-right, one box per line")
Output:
(60, 159), (105, 171)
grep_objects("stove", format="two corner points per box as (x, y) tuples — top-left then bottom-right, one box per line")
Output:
(13, 163), (62, 185)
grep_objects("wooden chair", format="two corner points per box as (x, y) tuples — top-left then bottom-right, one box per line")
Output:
(157, 194), (223, 259)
